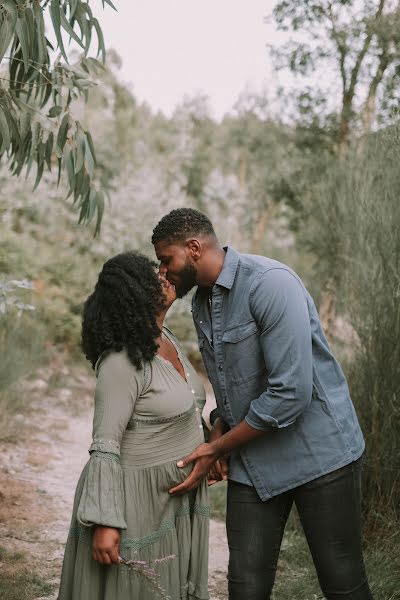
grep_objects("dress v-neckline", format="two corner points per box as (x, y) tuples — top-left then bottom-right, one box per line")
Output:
(156, 330), (187, 383)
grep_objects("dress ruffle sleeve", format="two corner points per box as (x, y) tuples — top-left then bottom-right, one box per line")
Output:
(77, 452), (127, 528)
(76, 351), (142, 529)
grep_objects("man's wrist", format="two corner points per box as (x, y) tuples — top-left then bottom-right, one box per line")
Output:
(210, 417), (229, 439)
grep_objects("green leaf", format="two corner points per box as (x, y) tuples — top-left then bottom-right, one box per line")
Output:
(78, 191), (90, 223)
(87, 187), (97, 222)
(33, 2), (48, 65)
(74, 5), (90, 55)
(57, 156), (62, 186)
(94, 189), (105, 236)
(0, 106), (11, 154)
(85, 129), (97, 165)
(33, 144), (45, 191)
(0, 0), (17, 63)
(69, 0), (79, 19)
(73, 166), (85, 203)
(50, 0), (68, 62)
(80, 171), (90, 200)
(92, 17), (105, 62)
(102, 0), (117, 11)
(59, 5), (84, 49)
(74, 131), (86, 174)
(45, 132), (54, 170)
(15, 14), (31, 72)
(24, 7), (35, 51)
(31, 121), (41, 153)
(63, 145), (75, 197)
(4, 108), (20, 146)
(48, 105), (63, 118)
(56, 113), (70, 157)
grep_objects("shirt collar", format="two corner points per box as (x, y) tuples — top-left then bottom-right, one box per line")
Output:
(215, 246), (240, 290)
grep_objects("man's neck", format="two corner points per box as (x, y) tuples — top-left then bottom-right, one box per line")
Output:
(197, 246), (226, 288)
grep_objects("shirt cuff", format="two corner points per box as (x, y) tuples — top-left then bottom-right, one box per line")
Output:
(245, 406), (296, 430)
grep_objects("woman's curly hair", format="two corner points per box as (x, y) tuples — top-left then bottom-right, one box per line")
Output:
(82, 251), (164, 369)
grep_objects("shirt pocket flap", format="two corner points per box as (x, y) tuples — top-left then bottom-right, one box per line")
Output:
(222, 320), (258, 343)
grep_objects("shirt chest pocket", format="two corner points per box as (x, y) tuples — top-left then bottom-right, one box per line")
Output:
(222, 320), (265, 384)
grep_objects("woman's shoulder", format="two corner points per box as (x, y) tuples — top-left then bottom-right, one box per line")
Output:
(95, 349), (141, 379)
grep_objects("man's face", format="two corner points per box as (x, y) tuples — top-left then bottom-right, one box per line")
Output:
(154, 241), (197, 299)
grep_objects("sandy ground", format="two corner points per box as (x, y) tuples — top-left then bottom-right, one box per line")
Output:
(0, 368), (228, 599)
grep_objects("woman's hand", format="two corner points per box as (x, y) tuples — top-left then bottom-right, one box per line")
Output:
(92, 526), (121, 565)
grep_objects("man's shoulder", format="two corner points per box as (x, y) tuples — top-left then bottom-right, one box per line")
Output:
(237, 251), (293, 276)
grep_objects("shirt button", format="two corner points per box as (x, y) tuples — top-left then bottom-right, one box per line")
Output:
(199, 425), (203, 429)
(218, 365), (223, 371)
(195, 407), (200, 412)
(191, 389), (195, 394)
(199, 320), (203, 324)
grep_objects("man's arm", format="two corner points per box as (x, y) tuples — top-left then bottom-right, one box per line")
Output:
(169, 268), (313, 495)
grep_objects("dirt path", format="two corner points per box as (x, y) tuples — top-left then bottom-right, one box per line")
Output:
(0, 367), (228, 599)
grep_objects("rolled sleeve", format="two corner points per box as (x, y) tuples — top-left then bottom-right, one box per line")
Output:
(245, 268), (313, 430)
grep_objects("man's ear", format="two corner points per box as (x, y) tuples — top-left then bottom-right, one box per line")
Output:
(187, 238), (201, 261)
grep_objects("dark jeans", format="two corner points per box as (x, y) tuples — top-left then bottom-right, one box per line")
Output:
(227, 458), (373, 600)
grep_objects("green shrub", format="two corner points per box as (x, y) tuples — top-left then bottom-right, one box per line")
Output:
(298, 124), (400, 521)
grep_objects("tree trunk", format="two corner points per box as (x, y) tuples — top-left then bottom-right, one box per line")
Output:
(339, 94), (352, 153)
(251, 210), (270, 255)
(361, 51), (389, 133)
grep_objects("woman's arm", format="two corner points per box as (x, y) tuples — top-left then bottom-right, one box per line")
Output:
(77, 351), (141, 564)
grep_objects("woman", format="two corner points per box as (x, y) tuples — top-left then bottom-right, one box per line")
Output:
(58, 251), (209, 600)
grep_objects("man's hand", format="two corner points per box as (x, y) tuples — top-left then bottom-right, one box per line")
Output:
(169, 443), (220, 495)
(92, 526), (120, 565)
(208, 457), (229, 486)
(207, 417), (230, 486)
(169, 419), (267, 495)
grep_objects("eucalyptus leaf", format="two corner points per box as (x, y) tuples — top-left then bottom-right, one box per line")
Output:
(50, 0), (68, 62)
(94, 189), (105, 236)
(0, 106), (11, 154)
(59, 5), (84, 49)
(0, 0), (18, 63)
(56, 113), (70, 157)
(92, 17), (105, 62)
(15, 15), (31, 72)
(48, 105), (63, 118)
(103, 0), (117, 11)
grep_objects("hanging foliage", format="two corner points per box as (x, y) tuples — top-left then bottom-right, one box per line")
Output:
(0, 0), (116, 234)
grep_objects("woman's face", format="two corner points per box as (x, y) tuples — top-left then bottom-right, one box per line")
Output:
(159, 273), (177, 310)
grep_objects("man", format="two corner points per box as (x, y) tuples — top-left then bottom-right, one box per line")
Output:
(152, 208), (373, 600)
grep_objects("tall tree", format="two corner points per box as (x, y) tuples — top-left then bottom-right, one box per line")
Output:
(271, 0), (400, 148)
(0, 0), (116, 232)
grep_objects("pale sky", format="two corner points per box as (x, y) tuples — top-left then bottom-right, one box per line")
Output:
(93, 1), (282, 119)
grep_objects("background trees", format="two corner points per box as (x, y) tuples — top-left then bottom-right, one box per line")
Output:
(271, 0), (400, 147)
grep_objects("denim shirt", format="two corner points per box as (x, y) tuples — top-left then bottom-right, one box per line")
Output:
(192, 247), (365, 500)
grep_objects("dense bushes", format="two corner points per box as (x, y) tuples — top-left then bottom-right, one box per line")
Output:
(299, 125), (400, 520)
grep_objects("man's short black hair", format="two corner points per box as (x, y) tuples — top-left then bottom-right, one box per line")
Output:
(152, 208), (215, 245)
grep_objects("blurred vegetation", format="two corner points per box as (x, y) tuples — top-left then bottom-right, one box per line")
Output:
(0, 545), (55, 600)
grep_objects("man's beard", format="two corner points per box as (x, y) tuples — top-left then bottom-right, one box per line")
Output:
(174, 262), (197, 298)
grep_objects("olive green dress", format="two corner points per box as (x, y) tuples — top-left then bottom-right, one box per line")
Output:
(58, 329), (209, 600)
